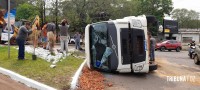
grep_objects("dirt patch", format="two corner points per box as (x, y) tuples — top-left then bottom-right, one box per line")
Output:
(0, 74), (32, 90)
(78, 67), (113, 90)
(156, 58), (200, 85)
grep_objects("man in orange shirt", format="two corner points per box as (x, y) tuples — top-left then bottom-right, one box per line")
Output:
(42, 22), (48, 49)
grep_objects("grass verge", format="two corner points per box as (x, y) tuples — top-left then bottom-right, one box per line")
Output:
(0, 46), (84, 89)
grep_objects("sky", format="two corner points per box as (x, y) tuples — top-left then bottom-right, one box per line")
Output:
(172, 0), (200, 13)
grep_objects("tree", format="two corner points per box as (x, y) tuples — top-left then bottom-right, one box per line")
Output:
(59, 0), (141, 32)
(138, 0), (173, 36)
(139, 0), (173, 21)
(172, 8), (200, 29)
(16, 3), (40, 21)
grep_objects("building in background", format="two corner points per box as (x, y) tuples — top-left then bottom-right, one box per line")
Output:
(171, 29), (200, 44)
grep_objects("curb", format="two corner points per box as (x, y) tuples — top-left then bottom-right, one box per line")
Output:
(70, 60), (86, 90)
(0, 67), (56, 90)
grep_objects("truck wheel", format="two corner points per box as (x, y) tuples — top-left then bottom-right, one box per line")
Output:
(194, 55), (200, 65)
(149, 64), (157, 71)
(160, 47), (165, 51)
(176, 47), (181, 52)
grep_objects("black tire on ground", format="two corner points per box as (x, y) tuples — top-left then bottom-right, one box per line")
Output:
(149, 64), (157, 71)
(176, 47), (181, 52)
(160, 47), (165, 51)
(71, 41), (75, 44)
(194, 55), (200, 65)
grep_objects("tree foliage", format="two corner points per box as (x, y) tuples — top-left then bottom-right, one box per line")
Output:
(16, 3), (40, 21)
(172, 8), (200, 29)
(138, 0), (173, 35)
(139, 0), (173, 21)
(59, 0), (142, 32)
(14, 0), (174, 35)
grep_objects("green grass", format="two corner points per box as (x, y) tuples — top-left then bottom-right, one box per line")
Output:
(0, 46), (84, 89)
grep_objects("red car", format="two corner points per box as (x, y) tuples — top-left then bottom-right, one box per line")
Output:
(155, 40), (182, 52)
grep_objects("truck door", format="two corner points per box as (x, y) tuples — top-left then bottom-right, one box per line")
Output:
(120, 28), (146, 64)
(121, 28), (131, 65)
(131, 29), (146, 63)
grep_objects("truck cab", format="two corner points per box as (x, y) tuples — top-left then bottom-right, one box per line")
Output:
(85, 15), (157, 73)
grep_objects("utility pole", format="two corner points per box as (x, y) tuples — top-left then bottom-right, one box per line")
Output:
(8, 0), (10, 58)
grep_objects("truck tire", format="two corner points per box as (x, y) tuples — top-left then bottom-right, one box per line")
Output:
(194, 55), (200, 65)
(149, 64), (157, 71)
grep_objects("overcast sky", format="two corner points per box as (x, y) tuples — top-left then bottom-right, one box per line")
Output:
(172, 0), (200, 13)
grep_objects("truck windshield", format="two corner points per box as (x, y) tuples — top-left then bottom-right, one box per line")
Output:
(90, 23), (111, 70)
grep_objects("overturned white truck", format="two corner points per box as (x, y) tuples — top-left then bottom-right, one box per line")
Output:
(85, 15), (158, 73)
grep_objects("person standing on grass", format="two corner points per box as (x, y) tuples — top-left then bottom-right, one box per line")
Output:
(46, 21), (56, 54)
(74, 32), (81, 50)
(58, 19), (69, 53)
(41, 22), (48, 49)
(16, 22), (32, 60)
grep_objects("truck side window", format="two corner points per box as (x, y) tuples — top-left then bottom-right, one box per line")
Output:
(137, 36), (144, 55)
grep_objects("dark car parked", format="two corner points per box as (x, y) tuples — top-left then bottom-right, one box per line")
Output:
(155, 40), (182, 52)
(193, 45), (200, 65)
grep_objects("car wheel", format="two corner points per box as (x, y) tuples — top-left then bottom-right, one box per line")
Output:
(194, 55), (200, 65)
(160, 47), (165, 51)
(71, 41), (75, 44)
(176, 47), (181, 52)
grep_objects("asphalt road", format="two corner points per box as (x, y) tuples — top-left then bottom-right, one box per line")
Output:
(105, 50), (200, 90)
(156, 50), (200, 69)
